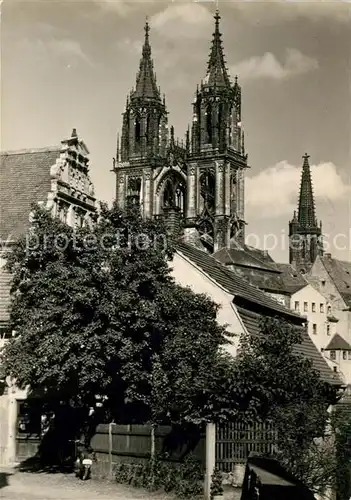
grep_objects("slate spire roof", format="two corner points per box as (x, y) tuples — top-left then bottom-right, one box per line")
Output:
(298, 154), (317, 227)
(133, 19), (160, 101)
(203, 10), (231, 89)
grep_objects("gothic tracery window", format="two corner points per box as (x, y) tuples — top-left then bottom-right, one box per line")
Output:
(146, 114), (152, 146)
(127, 177), (141, 207)
(161, 174), (186, 215)
(206, 104), (212, 144)
(199, 171), (215, 214)
(135, 116), (141, 153)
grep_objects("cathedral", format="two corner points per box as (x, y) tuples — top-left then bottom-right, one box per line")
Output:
(113, 11), (247, 253)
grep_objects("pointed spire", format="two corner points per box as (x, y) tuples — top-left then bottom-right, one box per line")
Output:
(133, 18), (160, 100)
(203, 10), (231, 88)
(297, 153), (317, 227)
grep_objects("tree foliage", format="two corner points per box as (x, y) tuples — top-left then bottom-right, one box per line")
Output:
(0, 203), (340, 485)
(1, 204), (234, 428)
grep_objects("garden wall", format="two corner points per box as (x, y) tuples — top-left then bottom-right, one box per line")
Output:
(90, 423), (205, 479)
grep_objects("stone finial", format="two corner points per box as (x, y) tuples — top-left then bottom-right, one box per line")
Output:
(71, 128), (78, 138)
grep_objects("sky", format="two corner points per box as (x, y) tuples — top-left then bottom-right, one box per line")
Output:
(1, 0), (351, 263)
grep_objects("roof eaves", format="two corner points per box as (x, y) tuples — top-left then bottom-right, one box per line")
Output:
(1, 146), (61, 156)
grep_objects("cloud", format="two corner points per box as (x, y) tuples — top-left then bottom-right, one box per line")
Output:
(18, 37), (92, 67)
(230, 1), (350, 25)
(230, 49), (318, 81)
(116, 38), (143, 55)
(48, 39), (92, 64)
(151, 3), (213, 40)
(246, 161), (351, 219)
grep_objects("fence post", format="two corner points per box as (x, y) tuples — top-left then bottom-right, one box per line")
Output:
(108, 422), (113, 478)
(205, 422), (216, 500)
(150, 424), (156, 458)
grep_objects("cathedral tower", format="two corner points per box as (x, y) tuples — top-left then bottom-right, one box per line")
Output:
(289, 154), (323, 273)
(114, 19), (168, 217)
(114, 12), (248, 252)
(186, 10), (248, 252)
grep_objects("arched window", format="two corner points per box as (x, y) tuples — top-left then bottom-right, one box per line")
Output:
(146, 114), (151, 146)
(163, 180), (174, 208)
(218, 103), (224, 147)
(160, 174), (186, 215)
(135, 117), (141, 152)
(127, 177), (141, 207)
(206, 104), (212, 144)
(199, 171), (215, 214)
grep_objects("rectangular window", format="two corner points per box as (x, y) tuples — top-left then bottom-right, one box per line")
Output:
(330, 350), (336, 360)
(348, 352), (351, 360)
(327, 325), (331, 335)
(294, 301), (300, 312)
(304, 302), (308, 312)
(327, 305), (332, 315)
(312, 302), (316, 312)
(312, 324), (317, 334)
(320, 303), (324, 313)
(343, 351), (347, 360)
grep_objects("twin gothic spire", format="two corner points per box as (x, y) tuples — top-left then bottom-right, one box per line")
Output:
(204, 10), (231, 89)
(131, 10), (235, 101)
(133, 19), (160, 101)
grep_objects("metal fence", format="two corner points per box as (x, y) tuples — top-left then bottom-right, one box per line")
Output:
(216, 421), (278, 472)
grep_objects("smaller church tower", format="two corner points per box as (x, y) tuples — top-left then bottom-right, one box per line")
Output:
(114, 19), (168, 217)
(186, 10), (248, 252)
(289, 154), (323, 273)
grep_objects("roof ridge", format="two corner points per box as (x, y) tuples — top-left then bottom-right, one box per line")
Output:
(1, 146), (62, 156)
(177, 242), (302, 320)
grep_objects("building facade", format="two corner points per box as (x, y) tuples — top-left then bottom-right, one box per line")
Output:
(0, 129), (96, 465)
(290, 284), (336, 353)
(113, 12), (248, 253)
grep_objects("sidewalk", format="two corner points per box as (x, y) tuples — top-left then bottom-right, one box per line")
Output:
(0, 467), (177, 500)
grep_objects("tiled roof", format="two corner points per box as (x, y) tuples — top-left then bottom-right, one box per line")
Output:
(0, 147), (61, 242)
(213, 247), (277, 272)
(176, 242), (340, 386)
(336, 385), (351, 414)
(270, 263), (308, 294)
(322, 256), (351, 308)
(0, 266), (11, 324)
(325, 333), (351, 351)
(237, 307), (342, 386)
(214, 249), (307, 296)
(243, 245), (275, 264)
(177, 242), (302, 319)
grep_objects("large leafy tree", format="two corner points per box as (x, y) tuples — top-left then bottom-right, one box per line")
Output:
(0, 203), (340, 483)
(1, 204), (234, 429)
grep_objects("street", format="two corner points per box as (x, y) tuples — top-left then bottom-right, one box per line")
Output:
(0, 468), (176, 500)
